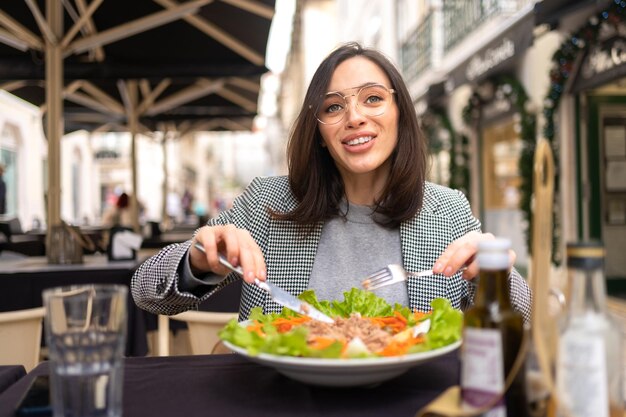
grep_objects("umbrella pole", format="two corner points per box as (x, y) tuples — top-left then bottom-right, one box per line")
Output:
(130, 131), (139, 233)
(119, 80), (140, 233)
(45, 0), (63, 230)
(162, 130), (169, 227)
(128, 81), (140, 234)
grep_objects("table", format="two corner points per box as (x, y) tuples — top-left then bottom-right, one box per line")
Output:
(0, 254), (150, 357)
(0, 352), (459, 417)
(14, 226), (106, 255)
(141, 231), (194, 249)
(0, 366), (25, 396)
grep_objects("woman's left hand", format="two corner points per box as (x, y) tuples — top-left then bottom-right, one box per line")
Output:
(432, 231), (516, 280)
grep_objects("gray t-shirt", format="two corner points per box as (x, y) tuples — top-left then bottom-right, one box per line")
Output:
(308, 202), (408, 306)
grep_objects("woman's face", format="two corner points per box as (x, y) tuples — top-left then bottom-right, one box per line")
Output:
(318, 56), (399, 184)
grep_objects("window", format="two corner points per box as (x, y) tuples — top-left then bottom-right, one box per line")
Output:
(0, 148), (17, 215)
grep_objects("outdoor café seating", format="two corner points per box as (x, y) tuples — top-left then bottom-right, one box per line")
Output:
(0, 218), (45, 257)
(165, 311), (239, 356)
(0, 307), (44, 372)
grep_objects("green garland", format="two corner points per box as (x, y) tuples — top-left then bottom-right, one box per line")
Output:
(421, 108), (471, 198)
(439, 111), (471, 198)
(543, 1), (626, 265)
(462, 75), (536, 260)
(449, 133), (471, 199)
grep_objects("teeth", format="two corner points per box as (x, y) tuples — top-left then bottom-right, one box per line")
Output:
(346, 136), (373, 146)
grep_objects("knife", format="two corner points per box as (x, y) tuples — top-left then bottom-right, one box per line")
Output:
(193, 243), (334, 323)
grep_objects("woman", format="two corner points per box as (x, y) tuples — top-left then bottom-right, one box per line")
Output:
(131, 43), (531, 322)
(102, 192), (132, 227)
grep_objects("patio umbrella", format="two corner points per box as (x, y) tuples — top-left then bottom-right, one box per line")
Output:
(5, 75), (262, 133)
(0, 0), (275, 236)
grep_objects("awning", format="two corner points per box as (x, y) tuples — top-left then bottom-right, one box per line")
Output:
(0, 1), (273, 80)
(0, 1), (274, 134)
(0, 0), (275, 232)
(6, 75), (262, 133)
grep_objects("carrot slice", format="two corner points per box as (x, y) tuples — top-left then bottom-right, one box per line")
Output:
(378, 335), (425, 357)
(368, 314), (407, 333)
(245, 321), (265, 336)
(272, 316), (311, 333)
(308, 336), (340, 350)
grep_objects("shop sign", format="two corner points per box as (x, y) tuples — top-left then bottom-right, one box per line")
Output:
(466, 39), (516, 82)
(573, 36), (626, 92)
(447, 13), (534, 90)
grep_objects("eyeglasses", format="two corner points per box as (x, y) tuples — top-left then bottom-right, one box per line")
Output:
(314, 84), (396, 125)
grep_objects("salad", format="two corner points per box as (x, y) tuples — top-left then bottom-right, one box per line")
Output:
(219, 288), (462, 359)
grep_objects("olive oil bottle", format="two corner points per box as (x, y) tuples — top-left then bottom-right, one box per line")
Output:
(461, 238), (528, 417)
(555, 242), (623, 417)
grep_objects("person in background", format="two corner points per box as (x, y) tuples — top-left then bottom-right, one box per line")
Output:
(0, 164), (6, 215)
(102, 192), (132, 228)
(131, 42), (532, 322)
(181, 189), (194, 218)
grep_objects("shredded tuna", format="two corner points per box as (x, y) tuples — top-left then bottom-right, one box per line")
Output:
(302, 314), (392, 353)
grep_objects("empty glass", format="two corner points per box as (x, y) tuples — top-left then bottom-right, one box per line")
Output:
(43, 285), (127, 417)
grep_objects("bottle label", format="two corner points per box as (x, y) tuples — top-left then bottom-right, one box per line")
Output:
(461, 327), (507, 417)
(557, 331), (609, 417)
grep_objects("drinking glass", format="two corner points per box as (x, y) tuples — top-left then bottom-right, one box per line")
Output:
(43, 284), (127, 417)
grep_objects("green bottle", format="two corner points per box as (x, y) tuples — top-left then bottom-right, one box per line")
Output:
(460, 238), (528, 417)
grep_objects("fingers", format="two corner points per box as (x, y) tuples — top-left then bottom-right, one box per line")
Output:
(191, 225), (266, 284)
(508, 249), (516, 268)
(433, 232), (496, 280)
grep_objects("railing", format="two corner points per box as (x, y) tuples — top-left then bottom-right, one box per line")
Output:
(401, 11), (433, 84)
(443, 0), (520, 52)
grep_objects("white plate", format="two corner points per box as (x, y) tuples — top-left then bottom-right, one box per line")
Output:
(222, 338), (461, 387)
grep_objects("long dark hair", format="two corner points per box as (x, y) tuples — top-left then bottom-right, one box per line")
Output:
(275, 42), (428, 228)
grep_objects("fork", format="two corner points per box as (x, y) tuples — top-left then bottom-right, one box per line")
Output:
(361, 264), (467, 291)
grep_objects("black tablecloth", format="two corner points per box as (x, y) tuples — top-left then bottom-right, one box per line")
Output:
(0, 256), (148, 357)
(140, 232), (192, 249)
(0, 352), (460, 417)
(0, 366), (25, 396)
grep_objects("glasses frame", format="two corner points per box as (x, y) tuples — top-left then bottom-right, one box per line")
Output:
(313, 83), (396, 125)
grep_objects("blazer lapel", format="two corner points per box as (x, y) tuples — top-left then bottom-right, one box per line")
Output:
(263, 192), (323, 314)
(401, 188), (453, 312)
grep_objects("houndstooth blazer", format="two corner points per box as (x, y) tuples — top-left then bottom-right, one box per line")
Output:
(131, 176), (532, 322)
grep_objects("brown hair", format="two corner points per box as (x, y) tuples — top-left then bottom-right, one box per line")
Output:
(116, 192), (129, 209)
(275, 42), (428, 228)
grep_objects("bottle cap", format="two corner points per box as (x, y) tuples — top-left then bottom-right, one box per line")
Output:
(477, 238), (511, 270)
(566, 241), (604, 269)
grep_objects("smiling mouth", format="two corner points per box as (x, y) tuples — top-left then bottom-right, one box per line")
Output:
(345, 136), (373, 146)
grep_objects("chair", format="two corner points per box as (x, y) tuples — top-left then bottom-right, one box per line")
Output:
(0, 217), (24, 240)
(0, 307), (45, 372)
(162, 311), (239, 355)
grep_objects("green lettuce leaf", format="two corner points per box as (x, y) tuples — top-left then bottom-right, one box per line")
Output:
(298, 287), (414, 320)
(408, 298), (463, 353)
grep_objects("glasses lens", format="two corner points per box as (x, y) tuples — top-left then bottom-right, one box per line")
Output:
(357, 85), (392, 117)
(316, 92), (345, 125)
(315, 85), (393, 125)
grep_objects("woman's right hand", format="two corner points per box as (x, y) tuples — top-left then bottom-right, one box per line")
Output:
(190, 225), (267, 284)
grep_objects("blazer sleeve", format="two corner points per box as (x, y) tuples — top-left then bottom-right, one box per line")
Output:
(131, 177), (268, 315)
(454, 190), (532, 323)
(130, 239), (200, 315)
(509, 267), (532, 323)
